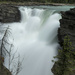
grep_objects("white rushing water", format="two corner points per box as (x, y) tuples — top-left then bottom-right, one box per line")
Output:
(3, 7), (62, 75)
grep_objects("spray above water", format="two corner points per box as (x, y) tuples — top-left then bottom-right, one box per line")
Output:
(4, 7), (61, 75)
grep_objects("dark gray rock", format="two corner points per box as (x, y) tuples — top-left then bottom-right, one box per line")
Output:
(58, 8), (75, 49)
(0, 5), (21, 23)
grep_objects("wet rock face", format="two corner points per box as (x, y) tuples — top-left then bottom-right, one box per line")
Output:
(58, 8), (75, 49)
(0, 5), (21, 23)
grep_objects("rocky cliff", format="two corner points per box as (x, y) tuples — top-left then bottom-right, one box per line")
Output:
(58, 8), (75, 49)
(0, 4), (21, 23)
(52, 8), (75, 75)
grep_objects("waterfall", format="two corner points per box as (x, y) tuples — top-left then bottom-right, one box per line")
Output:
(4, 7), (61, 75)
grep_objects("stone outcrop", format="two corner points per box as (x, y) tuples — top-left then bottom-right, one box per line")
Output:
(0, 4), (21, 23)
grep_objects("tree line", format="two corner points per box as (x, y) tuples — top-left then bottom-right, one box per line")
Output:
(0, 0), (75, 3)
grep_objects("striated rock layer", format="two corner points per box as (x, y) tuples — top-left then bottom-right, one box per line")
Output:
(0, 4), (21, 23)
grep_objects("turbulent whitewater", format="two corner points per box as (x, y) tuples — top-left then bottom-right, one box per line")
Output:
(4, 7), (61, 75)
